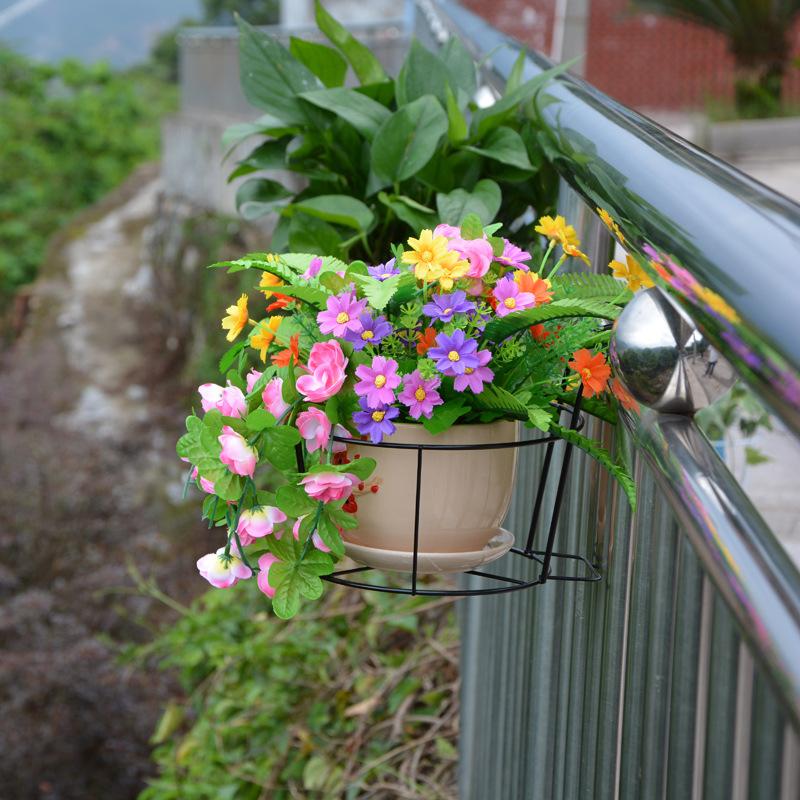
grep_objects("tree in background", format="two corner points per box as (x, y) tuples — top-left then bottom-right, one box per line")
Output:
(631, 0), (800, 117)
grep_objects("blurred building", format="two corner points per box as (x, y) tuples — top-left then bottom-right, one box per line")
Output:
(463, 0), (800, 110)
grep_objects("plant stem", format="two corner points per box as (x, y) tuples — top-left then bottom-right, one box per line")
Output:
(300, 501), (325, 561)
(538, 239), (556, 274)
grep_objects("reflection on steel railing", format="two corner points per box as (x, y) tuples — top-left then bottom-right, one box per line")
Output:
(434, 0), (800, 438)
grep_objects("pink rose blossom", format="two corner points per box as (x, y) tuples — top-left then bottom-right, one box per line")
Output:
(433, 223), (461, 238)
(236, 505), (287, 545)
(292, 516), (331, 553)
(256, 553), (279, 598)
(219, 425), (257, 477)
(449, 236), (494, 278)
(296, 407), (331, 453)
(246, 369), (263, 393)
(262, 376), (290, 418)
(197, 547), (252, 588)
(296, 340), (348, 403)
(300, 470), (358, 503)
(198, 382), (246, 418)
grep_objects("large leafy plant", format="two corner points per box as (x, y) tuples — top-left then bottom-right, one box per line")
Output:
(226, 1), (561, 261)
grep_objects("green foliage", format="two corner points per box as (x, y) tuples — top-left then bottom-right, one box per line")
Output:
(0, 48), (175, 298)
(227, 9), (559, 261)
(135, 584), (458, 798)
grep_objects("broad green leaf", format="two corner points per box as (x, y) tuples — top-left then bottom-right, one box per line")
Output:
(271, 566), (302, 619)
(470, 61), (572, 139)
(235, 178), (293, 221)
(314, 0), (387, 85)
(377, 192), (437, 232)
(340, 455), (376, 480)
(482, 298), (621, 342)
(459, 212), (484, 240)
(445, 84), (468, 144)
(300, 87), (390, 140)
(439, 37), (477, 102)
(276, 485), (317, 517)
(260, 283), (329, 308)
(219, 341), (246, 373)
(351, 273), (400, 311)
(326, 504), (358, 530)
(466, 126), (534, 170)
(221, 113), (296, 154)
(551, 423), (636, 510)
(246, 408), (276, 432)
(294, 569), (324, 600)
(436, 179), (501, 226)
(289, 36), (347, 88)
(227, 139), (287, 182)
(371, 95), (448, 186)
(315, 515), (345, 557)
(396, 39), (449, 106)
(290, 195), (374, 232)
(300, 549), (336, 577)
(267, 532), (298, 563)
(422, 398), (470, 435)
(506, 50), (526, 93)
(288, 213), (343, 257)
(237, 18), (323, 125)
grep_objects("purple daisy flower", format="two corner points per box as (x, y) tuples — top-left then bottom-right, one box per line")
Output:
(344, 312), (392, 351)
(427, 329), (480, 376)
(352, 398), (399, 443)
(492, 276), (536, 317)
(495, 240), (532, 270)
(354, 355), (401, 408)
(316, 290), (368, 337)
(453, 349), (494, 394)
(721, 329), (761, 369)
(398, 371), (443, 419)
(422, 290), (477, 323)
(367, 258), (400, 281)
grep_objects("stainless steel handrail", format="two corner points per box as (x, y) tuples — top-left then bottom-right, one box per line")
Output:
(433, 0), (800, 438)
(625, 409), (800, 726)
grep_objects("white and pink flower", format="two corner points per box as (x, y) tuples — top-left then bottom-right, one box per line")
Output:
(296, 407), (331, 453)
(256, 553), (279, 598)
(236, 505), (287, 545)
(219, 425), (257, 477)
(300, 470), (358, 503)
(262, 376), (290, 418)
(197, 547), (252, 588)
(198, 382), (247, 418)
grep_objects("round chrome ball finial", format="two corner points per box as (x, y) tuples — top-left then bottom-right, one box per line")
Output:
(609, 287), (736, 414)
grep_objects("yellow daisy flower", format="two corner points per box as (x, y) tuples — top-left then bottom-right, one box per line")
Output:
(534, 215), (579, 247)
(694, 286), (740, 324)
(435, 249), (470, 291)
(597, 207), (626, 244)
(259, 270), (284, 299)
(249, 315), (283, 361)
(221, 294), (249, 342)
(402, 229), (454, 282)
(609, 255), (654, 292)
(562, 242), (591, 265)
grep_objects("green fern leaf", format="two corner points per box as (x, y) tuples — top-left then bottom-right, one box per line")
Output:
(471, 384), (529, 419)
(551, 423), (636, 510)
(482, 298), (621, 342)
(553, 273), (631, 302)
(351, 273), (400, 311)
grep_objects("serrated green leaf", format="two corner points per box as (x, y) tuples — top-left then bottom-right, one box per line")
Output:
(276, 484), (317, 518)
(267, 533), (298, 563)
(471, 384), (528, 420)
(338, 456), (376, 480)
(263, 426), (302, 473)
(300, 548), (335, 577)
(317, 515), (345, 557)
(351, 273), (400, 311)
(245, 408), (276, 432)
(552, 423), (636, 510)
(482, 299), (621, 342)
(553, 273), (632, 302)
(527, 406), (553, 432)
(271, 567), (302, 619)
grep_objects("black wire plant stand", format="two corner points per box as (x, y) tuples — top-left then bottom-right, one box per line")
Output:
(317, 385), (602, 598)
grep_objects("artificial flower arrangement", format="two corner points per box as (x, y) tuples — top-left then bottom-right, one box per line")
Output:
(178, 213), (636, 618)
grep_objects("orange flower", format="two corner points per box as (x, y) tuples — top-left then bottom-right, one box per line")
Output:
(416, 327), (437, 356)
(611, 378), (640, 412)
(650, 260), (672, 282)
(530, 324), (550, 342)
(568, 349), (611, 398)
(266, 293), (293, 313)
(271, 333), (300, 367)
(515, 270), (553, 304)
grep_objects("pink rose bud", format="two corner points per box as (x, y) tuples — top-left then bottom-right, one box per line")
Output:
(196, 547), (252, 588)
(433, 223), (460, 239)
(218, 425), (257, 477)
(262, 376), (290, 418)
(296, 407), (331, 453)
(295, 340), (348, 403)
(256, 553), (279, 598)
(198, 382), (247, 418)
(300, 470), (358, 503)
(292, 516), (332, 553)
(246, 369), (263, 393)
(302, 256), (323, 280)
(236, 506), (287, 545)
(190, 466), (216, 495)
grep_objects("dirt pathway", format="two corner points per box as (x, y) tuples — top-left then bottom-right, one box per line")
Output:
(0, 165), (217, 800)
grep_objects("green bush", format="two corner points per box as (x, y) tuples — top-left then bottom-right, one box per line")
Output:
(227, 1), (561, 263)
(0, 49), (175, 298)
(134, 580), (459, 799)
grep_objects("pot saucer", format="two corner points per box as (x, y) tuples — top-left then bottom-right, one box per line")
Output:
(343, 529), (515, 574)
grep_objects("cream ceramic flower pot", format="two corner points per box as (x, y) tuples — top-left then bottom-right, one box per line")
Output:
(344, 420), (518, 554)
